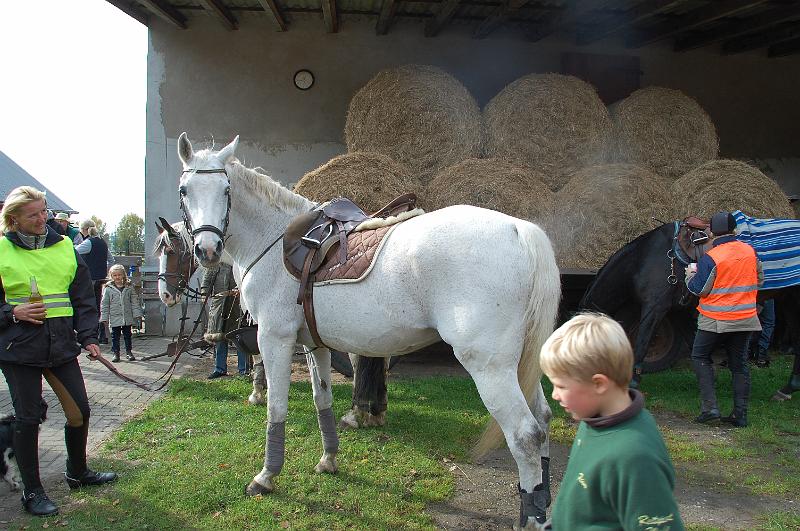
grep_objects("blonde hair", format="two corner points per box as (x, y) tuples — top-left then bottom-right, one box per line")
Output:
(540, 312), (633, 387)
(80, 219), (99, 237)
(108, 264), (128, 280)
(1, 186), (46, 232)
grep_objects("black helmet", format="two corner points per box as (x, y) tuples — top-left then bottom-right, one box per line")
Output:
(710, 212), (736, 236)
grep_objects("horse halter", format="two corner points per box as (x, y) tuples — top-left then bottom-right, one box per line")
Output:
(179, 167), (231, 243)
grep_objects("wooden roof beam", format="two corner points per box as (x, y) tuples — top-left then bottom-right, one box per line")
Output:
(197, 0), (238, 30)
(576, 0), (683, 45)
(525, 0), (598, 43)
(625, 0), (767, 48)
(425, 0), (462, 37)
(256, 0), (287, 31)
(138, 0), (187, 29)
(322, 0), (338, 33)
(376, 0), (398, 35)
(768, 35), (800, 57)
(105, 0), (149, 26)
(723, 22), (800, 54)
(675, 4), (800, 52)
(474, 0), (530, 39)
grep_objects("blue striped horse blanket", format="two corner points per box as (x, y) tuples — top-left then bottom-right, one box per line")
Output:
(733, 210), (800, 290)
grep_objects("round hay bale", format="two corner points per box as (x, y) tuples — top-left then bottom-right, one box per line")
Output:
(610, 86), (718, 179)
(671, 159), (794, 220)
(547, 164), (674, 270)
(483, 73), (611, 192)
(425, 158), (554, 223)
(293, 152), (421, 214)
(344, 65), (481, 182)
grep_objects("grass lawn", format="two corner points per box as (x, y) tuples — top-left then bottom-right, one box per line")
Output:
(20, 353), (799, 530)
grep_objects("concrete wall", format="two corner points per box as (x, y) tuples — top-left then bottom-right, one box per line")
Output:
(143, 12), (800, 331)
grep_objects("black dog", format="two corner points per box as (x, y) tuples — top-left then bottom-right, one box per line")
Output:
(1, 400), (49, 492)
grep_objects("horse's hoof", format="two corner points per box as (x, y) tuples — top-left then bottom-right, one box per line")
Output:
(248, 393), (267, 406)
(338, 409), (360, 430)
(362, 411), (386, 427)
(245, 479), (273, 496)
(314, 455), (338, 474)
(771, 390), (792, 401)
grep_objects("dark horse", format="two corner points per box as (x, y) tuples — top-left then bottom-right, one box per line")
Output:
(580, 220), (800, 398)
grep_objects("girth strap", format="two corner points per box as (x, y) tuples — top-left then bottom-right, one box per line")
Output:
(298, 249), (327, 349)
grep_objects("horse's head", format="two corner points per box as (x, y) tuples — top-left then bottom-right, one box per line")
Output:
(154, 217), (194, 307)
(177, 132), (239, 267)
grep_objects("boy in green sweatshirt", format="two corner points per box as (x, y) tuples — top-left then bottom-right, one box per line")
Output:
(540, 313), (684, 530)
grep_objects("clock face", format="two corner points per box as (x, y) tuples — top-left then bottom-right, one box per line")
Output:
(294, 69), (314, 90)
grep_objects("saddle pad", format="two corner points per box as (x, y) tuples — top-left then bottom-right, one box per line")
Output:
(313, 225), (395, 284)
(733, 210), (800, 290)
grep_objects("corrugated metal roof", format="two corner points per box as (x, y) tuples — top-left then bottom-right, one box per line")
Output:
(0, 151), (76, 213)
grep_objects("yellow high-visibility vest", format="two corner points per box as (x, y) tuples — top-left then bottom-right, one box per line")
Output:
(0, 235), (77, 318)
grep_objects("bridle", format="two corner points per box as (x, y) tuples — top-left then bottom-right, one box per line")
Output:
(156, 229), (203, 299)
(179, 167), (231, 242)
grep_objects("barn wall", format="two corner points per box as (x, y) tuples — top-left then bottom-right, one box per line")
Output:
(144, 12), (800, 330)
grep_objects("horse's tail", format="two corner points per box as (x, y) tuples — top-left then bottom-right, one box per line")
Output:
(472, 221), (561, 458)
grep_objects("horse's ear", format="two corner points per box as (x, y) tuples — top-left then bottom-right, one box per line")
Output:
(158, 216), (175, 235)
(178, 132), (194, 165)
(155, 221), (164, 234)
(217, 135), (239, 165)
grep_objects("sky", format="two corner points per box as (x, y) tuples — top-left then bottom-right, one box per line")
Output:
(0, 1), (147, 232)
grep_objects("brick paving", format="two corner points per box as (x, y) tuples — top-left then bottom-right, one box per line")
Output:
(0, 334), (213, 523)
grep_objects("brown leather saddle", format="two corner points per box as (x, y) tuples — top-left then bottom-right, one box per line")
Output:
(674, 216), (712, 264)
(283, 193), (417, 348)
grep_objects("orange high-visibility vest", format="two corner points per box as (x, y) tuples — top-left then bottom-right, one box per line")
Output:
(697, 240), (759, 321)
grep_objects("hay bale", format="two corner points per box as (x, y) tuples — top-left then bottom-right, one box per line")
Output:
(671, 159), (795, 220)
(425, 158), (554, 223)
(547, 164), (674, 270)
(483, 73), (611, 191)
(610, 86), (718, 179)
(345, 65), (481, 182)
(293, 152), (422, 214)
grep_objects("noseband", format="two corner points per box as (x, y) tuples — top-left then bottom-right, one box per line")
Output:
(180, 167), (231, 242)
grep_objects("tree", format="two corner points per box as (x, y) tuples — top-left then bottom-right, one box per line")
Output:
(90, 215), (110, 242)
(112, 213), (144, 255)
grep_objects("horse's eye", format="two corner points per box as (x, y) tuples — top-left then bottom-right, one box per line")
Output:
(179, 186), (187, 196)
(224, 186), (231, 196)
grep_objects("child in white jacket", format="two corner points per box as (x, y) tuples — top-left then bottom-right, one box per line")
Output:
(100, 264), (143, 362)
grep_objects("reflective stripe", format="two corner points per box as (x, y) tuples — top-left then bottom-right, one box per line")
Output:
(43, 301), (73, 309)
(7, 293), (70, 303)
(699, 302), (757, 312)
(708, 285), (759, 295)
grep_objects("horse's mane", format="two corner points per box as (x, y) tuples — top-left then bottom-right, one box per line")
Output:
(227, 159), (309, 214)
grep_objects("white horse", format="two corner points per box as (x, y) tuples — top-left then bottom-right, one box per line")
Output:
(176, 133), (561, 528)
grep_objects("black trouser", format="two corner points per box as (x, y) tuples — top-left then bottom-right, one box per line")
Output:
(1, 358), (91, 491)
(690, 330), (751, 414)
(93, 280), (107, 342)
(111, 326), (133, 354)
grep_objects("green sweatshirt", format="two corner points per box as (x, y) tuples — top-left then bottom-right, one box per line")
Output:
(551, 394), (684, 530)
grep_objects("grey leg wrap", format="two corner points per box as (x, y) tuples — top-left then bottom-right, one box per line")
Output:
(519, 483), (548, 526)
(266, 421), (286, 474)
(317, 407), (339, 454)
(541, 456), (551, 508)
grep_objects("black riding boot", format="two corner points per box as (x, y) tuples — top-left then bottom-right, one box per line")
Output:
(64, 423), (118, 489)
(691, 360), (720, 422)
(15, 423), (59, 516)
(722, 373), (749, 427)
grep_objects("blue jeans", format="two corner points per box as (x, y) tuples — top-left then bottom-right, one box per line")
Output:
(214, 341), (250, 375)
(758, 299), (776, 351)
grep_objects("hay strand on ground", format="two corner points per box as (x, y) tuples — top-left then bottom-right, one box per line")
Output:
(546, 163), (674, 270)
(345, 64), (482, 183)
(671, 159), (795, 219)
(483, 73), (611, 192)
(293, 152), (422, 213)
(425, 158), (553, 223)
(610, 86), (718, 179)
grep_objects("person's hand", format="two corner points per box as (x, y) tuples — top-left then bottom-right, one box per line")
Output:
(12, 303), (46, 325)
(85, 343), (101, 360)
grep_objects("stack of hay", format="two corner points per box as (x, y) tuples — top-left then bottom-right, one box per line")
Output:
(608, 86), (719, 179)
(426, 158), (553, 224)
(344, 64), (482, 185)
(293, 152), (418, 214)
(672, 159), (795, 220)
(547, 164), (674, 270)
(483, 73), (611, 192)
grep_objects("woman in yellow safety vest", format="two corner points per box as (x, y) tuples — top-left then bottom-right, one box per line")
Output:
(685, 211), (763, 429)
(0, 186), (117, 517)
